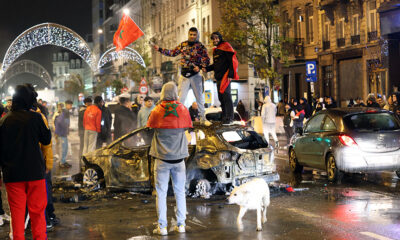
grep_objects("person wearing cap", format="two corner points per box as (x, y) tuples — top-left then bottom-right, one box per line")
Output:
(0, 84), (51, 240)
(153, 27), (210, 119)
(82, 96), (103, 154)
(203, 31), (239, 124)
(137, 96), (154, 128)
(147, 82), (192, 236)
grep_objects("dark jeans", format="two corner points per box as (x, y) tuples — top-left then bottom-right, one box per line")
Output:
(79, 131), (84, 158)
(284, 126), (294, 145)
(0, 191), (5, 215)
(217, 80), (233, 121)
(45, 172), (55, 221)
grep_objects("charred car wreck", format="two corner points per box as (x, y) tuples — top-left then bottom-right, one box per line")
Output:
(82, 122), (279, 196)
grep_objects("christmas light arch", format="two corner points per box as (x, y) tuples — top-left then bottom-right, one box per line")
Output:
(0, 23), (96, 80)
(1, 60), (52, 87)
(97, 47), (146, 70)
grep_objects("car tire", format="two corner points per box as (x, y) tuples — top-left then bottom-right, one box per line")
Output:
(83, 166), (104, 188)
(289, 149), (303, 173)
(326, 154), (343, 183)
(395, 170), (400, 179)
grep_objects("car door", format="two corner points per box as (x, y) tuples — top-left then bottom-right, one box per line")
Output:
(110, 128), (154, 188)
(315, 115), (338, 169)
(295, 114), (326, 166)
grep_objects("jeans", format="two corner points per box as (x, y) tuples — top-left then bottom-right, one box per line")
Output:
(60, 136), (68, 164)
(263, 123), (278, 143)
(217, 80), (233, 121)
(284, 126), (294, 145)
(83, 130), (98, 155)
(154, 159), (186, 228)
(178, 73), (205, 118)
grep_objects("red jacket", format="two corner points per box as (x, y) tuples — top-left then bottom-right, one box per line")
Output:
(83, 105), (102, 132)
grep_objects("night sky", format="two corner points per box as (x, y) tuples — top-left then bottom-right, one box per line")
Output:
(0, 0), (92, 88)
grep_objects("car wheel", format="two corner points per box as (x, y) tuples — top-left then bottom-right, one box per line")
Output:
(289, 149), (303, 173)
(326, 154), (343, 183)
(83, 166), (104, 188)
(395, 170), (400, 178)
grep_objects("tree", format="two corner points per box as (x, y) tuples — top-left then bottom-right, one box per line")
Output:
(218, 0), (283, 93)
(111, 79), (125, 95)
(64, 73), (84, 103)
(121, 38), (152, 85)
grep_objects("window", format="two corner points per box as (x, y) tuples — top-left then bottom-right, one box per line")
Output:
(368, 1), (377, 32)
(337, 18), (345, 39)
(323, 117), (337, 131)
(306, 5), (314, 43)
(192, 18), (195, 26)
(207, 15), (210, 44)
(181, 0), (184, 10)
(295, 8), (302, 39)
(322, 13), (330, 41)
(351, 14), (359, 36)
(344, 113), (400, 131)
(305, 114), (325, 133)
(122, 129), (154, 148)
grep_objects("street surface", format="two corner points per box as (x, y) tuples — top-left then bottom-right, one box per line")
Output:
(0, 118), (399, 240)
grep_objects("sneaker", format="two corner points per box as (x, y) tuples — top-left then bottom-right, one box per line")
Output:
(153, 226), (168, 236)
(50, 217), (60, 226)
(46, 223), (54, 232)
(0, 217), (4, 226)
(174, 225), (186, 233)
(0, 213), (10, 222)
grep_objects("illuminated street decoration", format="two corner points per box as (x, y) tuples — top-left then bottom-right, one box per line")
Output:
(1, 60), (52, 87)
(97, 47), (146, 69)
(0, 23), (96, 80)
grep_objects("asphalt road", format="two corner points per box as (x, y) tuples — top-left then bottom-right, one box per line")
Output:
(0, 126), (399, 239)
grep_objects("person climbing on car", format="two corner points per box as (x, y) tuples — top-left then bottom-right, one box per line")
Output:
(147, 82), (192, 236)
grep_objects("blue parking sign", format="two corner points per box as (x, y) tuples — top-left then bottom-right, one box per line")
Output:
(306, 61), (317, 82)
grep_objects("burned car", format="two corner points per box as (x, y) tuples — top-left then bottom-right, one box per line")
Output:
(82, 122), (279, 195)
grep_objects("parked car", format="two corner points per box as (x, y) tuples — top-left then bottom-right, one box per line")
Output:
(289, 108), (400, 182)
(82, 122), (279, 195)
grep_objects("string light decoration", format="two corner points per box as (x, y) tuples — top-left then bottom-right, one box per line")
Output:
(0, 23), (96, 79)
(98, 47), (146, 70)
(1, 60), (52, 87)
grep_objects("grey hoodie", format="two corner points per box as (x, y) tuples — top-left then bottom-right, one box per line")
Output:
(149, 82), (189, 161)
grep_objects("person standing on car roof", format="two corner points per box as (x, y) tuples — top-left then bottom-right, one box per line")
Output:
(147, 82), (192, 236)
(153, 27), (210, 120)
(203, 31), (239, 124)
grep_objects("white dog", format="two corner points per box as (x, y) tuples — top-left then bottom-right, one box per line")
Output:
(228, 178), (270, 231)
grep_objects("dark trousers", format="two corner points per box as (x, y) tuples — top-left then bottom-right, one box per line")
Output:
(284, 126), (294, 145)
(217, 81), (233, 121)
(79, 131), (84, 158)
(0, 191), (5, 215)
(45, 172), (55, 220)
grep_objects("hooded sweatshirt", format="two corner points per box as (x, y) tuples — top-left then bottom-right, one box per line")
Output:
(137, 104), (155, 128)
(261, 96), (277, 124)
(147, 82), (192, 161)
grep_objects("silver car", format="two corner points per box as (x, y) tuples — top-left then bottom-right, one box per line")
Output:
(289, 108), (400, 182)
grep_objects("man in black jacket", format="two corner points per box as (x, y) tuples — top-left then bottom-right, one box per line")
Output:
(203, 32), (239, 124)
(0, 84), (51, 240)
(97, 98), (112, 148)
(114, 96), (136, 140)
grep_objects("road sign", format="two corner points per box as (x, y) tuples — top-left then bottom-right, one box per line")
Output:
(139, 85), (148, 94)
(306, 61), (317, 82)
(121, 87), (128, 93)
(140, 78), (147, 86)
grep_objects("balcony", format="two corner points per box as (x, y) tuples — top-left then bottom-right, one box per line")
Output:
(323, 41), (330, 50)
(282, 38), (304, 58)
(368, 31), (378, 42)
(337, 38), (345, 47)
(351, 35), (360, 45)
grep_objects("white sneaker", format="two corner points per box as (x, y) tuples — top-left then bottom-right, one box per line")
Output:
(153, 226), (168, 236)
(0, 217), (4, 226)
(174, 225), (185, 233)
(0, 213), (10, 222)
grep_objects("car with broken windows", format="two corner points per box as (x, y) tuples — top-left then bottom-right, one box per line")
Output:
(289, 108), (400, 182)
(81, 122), (279, 196)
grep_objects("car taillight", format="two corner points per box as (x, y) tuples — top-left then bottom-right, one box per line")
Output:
(339, 134), (357, 147)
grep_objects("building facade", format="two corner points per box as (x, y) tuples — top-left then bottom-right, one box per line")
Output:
(279, 0), (396, 106)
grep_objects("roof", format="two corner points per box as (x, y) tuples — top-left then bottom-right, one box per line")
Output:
(319, 107), (389, 116)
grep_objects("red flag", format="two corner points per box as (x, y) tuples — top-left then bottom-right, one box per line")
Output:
(113, 13), (144, 51)
(214, 42), (239, 94)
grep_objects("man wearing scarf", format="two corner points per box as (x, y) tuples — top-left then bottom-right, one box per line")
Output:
(147, 82), (192, 236)
(203, 32), (239, 124)
(153, 27), (210, 120)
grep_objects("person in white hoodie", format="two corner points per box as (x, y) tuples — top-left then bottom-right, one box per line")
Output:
(261, 96), (279, 148)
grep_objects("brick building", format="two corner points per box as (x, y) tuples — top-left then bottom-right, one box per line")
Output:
(279, 0), (398, 106)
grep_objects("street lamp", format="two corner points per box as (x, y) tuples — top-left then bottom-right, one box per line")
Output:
(98, 28), (103, 34)
(123, 8), (130, 15)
